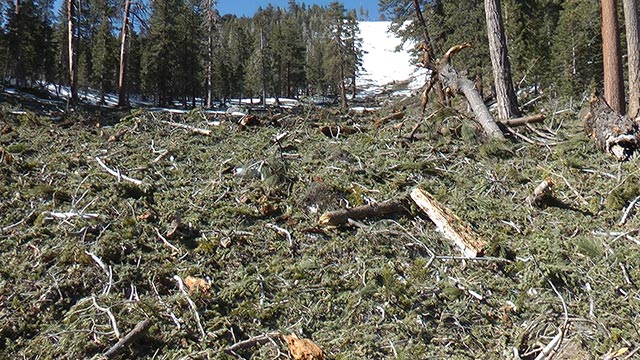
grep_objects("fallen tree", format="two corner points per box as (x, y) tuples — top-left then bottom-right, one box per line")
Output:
(582, 96), (639, 160)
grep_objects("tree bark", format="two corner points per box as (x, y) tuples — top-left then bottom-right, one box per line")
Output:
(484, 0), (519, 119)
(118, 0), (131, 107)
(439, 63), (505, 140)
(623, 0), (640, 118)
(602, 0), (625, 114)
(67, 0), (79, 105)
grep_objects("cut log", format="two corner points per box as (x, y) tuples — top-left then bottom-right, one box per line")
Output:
(319, 198), (409, 226)
(582, 96), (639, 160)
(499, 114), (545, 127)
(410, 188), (487, 257)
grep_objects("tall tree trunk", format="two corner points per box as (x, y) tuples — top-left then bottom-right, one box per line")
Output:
(484, 0), (519, 119)
(602, 0), (625, 114)
(118, 0), (131, 107)
(339, 63), (347, 110)
(203, 0), (216, 109)
(623, 0), (640, 118)
(67, 0), (79, 105)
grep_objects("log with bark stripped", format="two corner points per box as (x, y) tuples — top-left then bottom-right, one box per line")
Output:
(410, 188), (487, 257)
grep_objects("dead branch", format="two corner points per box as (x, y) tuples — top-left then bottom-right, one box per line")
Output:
(374, 111), (404, 128)
(410, 188), (487, 257)
(159, 120), (212, 136)
(173, 275), (206, 339)
(223, 331), (282, 355)
(499, 114), (546, 127)
(95, 157), (144, 186)
(103, 319), (152, 359)
(440, 42), (471, 66)
(319, 125), (362, 138)
(319, 198), (409, 226)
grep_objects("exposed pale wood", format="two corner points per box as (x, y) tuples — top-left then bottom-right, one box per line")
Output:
(67, 0), (79, 104)
(499, 114), (545, 127)
(319, 198), (409, 226)
(439, 62), (504, 139)
(103, 319), (152, 359)
(410, 188), (486, 257)
(283, 333), (326, 360)
(95, 157), (144, 186)
(527, 177), (555, 207)
(159, 120), (212, 136)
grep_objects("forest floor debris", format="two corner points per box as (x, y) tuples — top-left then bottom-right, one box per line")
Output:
(2, 92), (640, 359)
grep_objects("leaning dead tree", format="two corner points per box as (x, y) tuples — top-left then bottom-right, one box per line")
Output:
(412, 2), (504, 140)
(438, 44), (505, 139)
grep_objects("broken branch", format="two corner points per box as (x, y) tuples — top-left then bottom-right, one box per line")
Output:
(159, 120), (212, 136)
(103, 319), (152, 359)
(319, 198), (409, 226)
(410, 188), (487, 257)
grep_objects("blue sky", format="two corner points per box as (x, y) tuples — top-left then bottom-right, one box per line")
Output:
(218, 1), (381, 20)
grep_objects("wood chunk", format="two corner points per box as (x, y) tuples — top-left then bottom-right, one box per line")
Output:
(318, 198), (409, 226)
(527, 177), (554, 207)
(410, 188), (486, 257)
(282, 334), (325, 360)
(498, 114), (545, 127)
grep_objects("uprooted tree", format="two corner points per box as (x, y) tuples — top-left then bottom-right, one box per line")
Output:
(580, 0), (640, 160)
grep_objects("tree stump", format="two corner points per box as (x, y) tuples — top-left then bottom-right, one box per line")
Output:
(582, 96), (639, 160)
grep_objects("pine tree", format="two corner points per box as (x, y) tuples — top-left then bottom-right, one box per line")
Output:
(142, 0), (181, 106)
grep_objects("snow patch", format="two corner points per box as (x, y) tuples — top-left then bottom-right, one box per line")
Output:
(358, 21), (426, 96)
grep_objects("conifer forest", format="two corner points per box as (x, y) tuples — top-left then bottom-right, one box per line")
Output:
(4, 0), (640, 359)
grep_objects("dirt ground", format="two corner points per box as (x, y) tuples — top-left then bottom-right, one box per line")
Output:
(1, 90), (639, 359)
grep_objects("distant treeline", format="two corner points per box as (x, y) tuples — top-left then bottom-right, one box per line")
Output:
(2, 0), (603, 106)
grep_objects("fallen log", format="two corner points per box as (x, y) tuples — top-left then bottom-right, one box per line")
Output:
(374, 111), (405, 128)
(583, 96), (639, 160)
(159, 120), (212, 136)
(318, 197), (409, 226)
(410, 188), (487, 257)
(499, 113), (545, 127)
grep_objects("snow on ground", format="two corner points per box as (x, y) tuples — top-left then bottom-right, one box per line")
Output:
(357, 21), (426, 96)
